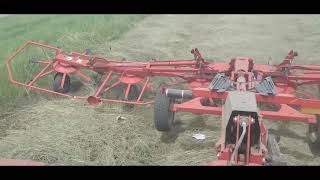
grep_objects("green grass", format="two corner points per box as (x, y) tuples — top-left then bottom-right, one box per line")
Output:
(0, 15), (146, 98)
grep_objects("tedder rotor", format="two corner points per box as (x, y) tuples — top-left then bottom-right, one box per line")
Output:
(5, 40), (320, 166)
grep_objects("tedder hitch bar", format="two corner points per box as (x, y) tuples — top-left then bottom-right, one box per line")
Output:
(5, 40), (320, 166)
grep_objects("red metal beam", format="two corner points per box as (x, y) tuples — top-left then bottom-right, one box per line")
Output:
(172, 97), (317, 124)
(191, 88), (320, 109)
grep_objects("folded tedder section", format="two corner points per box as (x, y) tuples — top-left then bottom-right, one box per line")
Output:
(6, 40), (320, 166)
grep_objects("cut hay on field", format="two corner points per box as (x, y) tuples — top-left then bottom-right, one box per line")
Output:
(0, 98), (219, 165)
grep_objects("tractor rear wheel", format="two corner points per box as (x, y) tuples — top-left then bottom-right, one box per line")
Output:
(53, 73), (71, 93)
(154, 91), (175, 132)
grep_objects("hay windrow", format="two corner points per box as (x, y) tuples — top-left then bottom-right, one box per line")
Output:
(0, 99), (220, 165)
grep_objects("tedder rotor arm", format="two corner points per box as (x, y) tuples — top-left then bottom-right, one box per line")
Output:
(5, 41), (211, 106)
(5, 40), (73, 97)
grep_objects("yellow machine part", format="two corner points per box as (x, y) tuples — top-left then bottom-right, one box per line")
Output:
(301, 108), (320, 115)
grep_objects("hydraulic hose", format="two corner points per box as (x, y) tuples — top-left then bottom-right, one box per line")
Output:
(228, 121), (247, 165)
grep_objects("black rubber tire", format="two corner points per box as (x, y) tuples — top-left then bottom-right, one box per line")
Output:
(53, 73), (71, 93)
(154, 91), (175, 132)
(127, 85), (139, 101)
(307, 115), (320, 148)
(84, 49), (92, 55)
(122, 85), (139, 110)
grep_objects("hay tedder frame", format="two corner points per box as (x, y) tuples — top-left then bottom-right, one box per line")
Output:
(5, 40), (320, 166)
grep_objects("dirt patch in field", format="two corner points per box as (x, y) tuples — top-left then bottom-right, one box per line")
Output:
(2, 15), (320, 165)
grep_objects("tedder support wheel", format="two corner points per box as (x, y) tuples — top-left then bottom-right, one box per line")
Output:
(122, 85), (139, 110)
(127, 85), (139, 101)
(53, 73), (71, 93)
(154, 91), (175, 132)
(307, 115), (320, 147)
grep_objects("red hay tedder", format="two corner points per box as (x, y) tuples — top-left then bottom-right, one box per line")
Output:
(5, 40), (320, 166)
